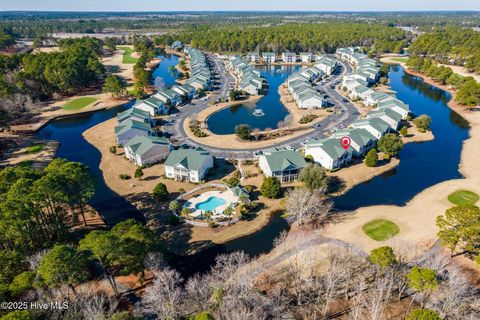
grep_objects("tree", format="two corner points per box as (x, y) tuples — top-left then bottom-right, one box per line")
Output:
(153, 183), (169, 202)
(168, 201), (179, 213)
(229, 90), (239, 101)
(284, 187), (331, 226)
(224, 177), (239, 188)
(364, 148), (378, 167)
(260, 176), (281, 199)
(298, 164), (329, 191)
(406, 309), (441, 320)
(235, 124), (252, 140)
(368, 246), (397, 268)
(436, 204), (480, 255)
(8, 271), (35, 297)
(377, 133), (403, 158)
(79, 219), (157, 294)
(38, 245), (90, 294)
(134, 167), (144, 180)
(0, 310), (32, 320)
(191, 311), (215, 320)
(407, 267), (438, 292)
(414, 114), (432, 132)
(400, 126), (408, 137)
(103, 75), (126, 99)
(143, 268), (184, 319)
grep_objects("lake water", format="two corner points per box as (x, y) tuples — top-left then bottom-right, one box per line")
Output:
(152, 52), (180, 88)
(35, 62), (468, 277)
(207, 65), (301, 134)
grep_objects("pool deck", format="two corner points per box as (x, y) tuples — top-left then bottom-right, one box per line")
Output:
(185, 190), (238, 218)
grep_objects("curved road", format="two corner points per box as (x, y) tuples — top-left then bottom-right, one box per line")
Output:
(165, 56), (360, 159)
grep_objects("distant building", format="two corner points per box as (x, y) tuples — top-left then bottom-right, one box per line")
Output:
(300, 52), (314, 63)
(315, 56), (338, 75)
(164, 147), (214, 183)
(247, 52), (260, 63)
(170, 41), (184, 51)
(262, 52), (276, 64)
(124, 135), (172, 166)
(282, 52), (297, 63)
(259, 149), (307, 183)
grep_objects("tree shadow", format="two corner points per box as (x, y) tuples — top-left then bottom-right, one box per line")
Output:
(206, 158), (236, 181)
(327, 175), (347, 194)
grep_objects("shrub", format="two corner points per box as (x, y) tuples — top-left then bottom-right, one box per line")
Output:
(364, 148), (378, 167)
(244, 185), (254, 193)
(235, 124), (252, 140)
(224, 177), (240, 187)
(378, 133), (404, 158)
(406, 309), (441, 320)
(134, 167), (144, 179)
(260, 176), (282, 199)
(110, 146), (117, 154)
(299, 114), (319, 124)
(368, 246), (397, 268)
(399, 126), (408, 137)
(119, 174), (131, 180)
(299, 163), (329, 191)
(304, 154), (314, 163)
(153, 183), (169, 202)
(414, 114), (432, 132)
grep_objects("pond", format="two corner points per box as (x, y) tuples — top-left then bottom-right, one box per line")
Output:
(152, 52), (180, 88)
(206, 65), (301, 134)
(334, 66), (469, 210)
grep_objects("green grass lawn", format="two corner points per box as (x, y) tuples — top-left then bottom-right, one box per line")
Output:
(362, 219), (400, 241)
(118, 46), (138, 64)
(448, 190), (480, 205)
(25, 143), (45, 154)
(391, 57), (409, 63)
(62, 97), (97, 110)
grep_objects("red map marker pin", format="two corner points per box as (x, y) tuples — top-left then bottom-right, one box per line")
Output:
(340, 136), (351, 150)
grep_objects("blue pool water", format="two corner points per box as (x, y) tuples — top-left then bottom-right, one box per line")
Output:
(195, 196), (227, 211)
(207, 65), (301, 134)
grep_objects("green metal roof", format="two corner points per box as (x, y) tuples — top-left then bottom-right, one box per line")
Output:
(349, 128), (376, 147)
(264, 150), (306, 172)
(165, 147), (211, 171)
(125, 135), (170, 156)
(230, 185), (250, 199)
(114, 119), (151, 136)
(308, 137), (352, 159)
(117, 108), (150, 122)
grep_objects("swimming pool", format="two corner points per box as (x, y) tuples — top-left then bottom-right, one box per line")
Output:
(195, 196), (227, 211)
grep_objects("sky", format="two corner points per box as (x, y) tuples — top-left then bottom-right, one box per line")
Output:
(1, 0), (480, 12)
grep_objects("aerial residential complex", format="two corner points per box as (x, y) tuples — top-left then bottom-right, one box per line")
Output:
(304, 47), (410, 170)
(227, 56), (266, 95)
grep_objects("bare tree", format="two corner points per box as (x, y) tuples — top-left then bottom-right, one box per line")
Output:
(362, 276), (393, 320)
(284, 187), (332, 226)
(142, 268), (184, 319)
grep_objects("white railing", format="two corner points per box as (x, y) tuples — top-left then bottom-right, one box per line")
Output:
(174, 183), (242, 227)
